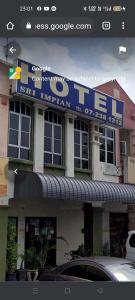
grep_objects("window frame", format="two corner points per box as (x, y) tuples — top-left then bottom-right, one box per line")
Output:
(74, 120), (89, 170)
(120, 141), (127, 156)
(99, 127), (115, 165)
(85, 264), (111, 281)
(61, 264), (86, 279)
(129, 234), (135, 248)
(8, 101), (31, 160)
(44, 111), (63, 166)
(59, 261), (112, 281)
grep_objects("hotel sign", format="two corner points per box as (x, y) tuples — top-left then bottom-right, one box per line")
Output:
(15, 59), (124, 127)
(0, 157), (8, 197)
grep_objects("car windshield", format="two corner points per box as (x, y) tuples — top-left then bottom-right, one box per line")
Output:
(107, 263), (135, 281)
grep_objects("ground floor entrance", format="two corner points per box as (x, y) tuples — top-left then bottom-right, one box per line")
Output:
(110, 213), (128, 258)
(25, 217), (57, 266)
(7, 216), (57, 268)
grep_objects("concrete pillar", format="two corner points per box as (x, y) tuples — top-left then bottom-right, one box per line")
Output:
(90, 122), (101, 180)
(56, 203), (84, 265)
(93, 207), (103, 255)
(65, 113), (75, 177)
(128, 205), (135, 230)
(0, 207), (8, 281)
(102, 211), (110, 255)
(17, 216), (25, 269)
(33, 104), (47, 173)
(84, 203), (93, 255)
(115, 129), (121, 167)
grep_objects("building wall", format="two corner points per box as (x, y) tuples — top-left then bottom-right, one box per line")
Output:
(95, 162), (119, 183)
(0, 63), (10, 97)
(0, 97), (9, 157)
(95, 80), (135, 130)
(9, 198), (84, 267)
(0, 63), (10, 281)
(120, 129), (130, 157)
(0, 207), (8, 281)
(0, 63), (10, 157)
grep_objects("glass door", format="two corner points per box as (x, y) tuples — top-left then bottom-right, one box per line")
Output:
(25, 217), (56, 267)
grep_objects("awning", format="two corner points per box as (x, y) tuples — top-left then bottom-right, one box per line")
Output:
(14, 171), (135, 204)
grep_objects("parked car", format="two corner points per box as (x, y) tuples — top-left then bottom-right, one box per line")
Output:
(126, 230), (135, 261)
(39, 257), (135, 282)
(38, 272), (90, 281)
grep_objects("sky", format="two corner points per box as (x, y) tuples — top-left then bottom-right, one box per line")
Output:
(0, 37), (135, 101)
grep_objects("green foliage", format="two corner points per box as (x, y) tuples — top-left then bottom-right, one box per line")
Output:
(25, 247), (40, 270)
(7, 223), (17, 272)
(38, 234), (68, 268)
(68, 244), (91, 259)
(19, 232), (68, 270)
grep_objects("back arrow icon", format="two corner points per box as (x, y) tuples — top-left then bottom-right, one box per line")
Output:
(14, 169), (18, 175)
(9, 46), (16, 54)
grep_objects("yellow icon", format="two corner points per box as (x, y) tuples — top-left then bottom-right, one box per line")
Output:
(9, 66), (22, 80)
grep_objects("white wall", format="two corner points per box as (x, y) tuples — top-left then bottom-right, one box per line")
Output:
(97, 162), (119, 183)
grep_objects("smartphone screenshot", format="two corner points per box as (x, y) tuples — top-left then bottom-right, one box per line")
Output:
(0, 0), (135, 299)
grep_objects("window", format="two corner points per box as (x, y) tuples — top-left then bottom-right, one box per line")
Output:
(120, 141), (126, 155)
(74, 119), (89, 169)
(44, 111), (62, 165)
(8, 217), (18, 242)
(86, 265), (110, 281)
(129, 234), (135, 248)
(8, 101), (31, 160)
(61, 263), (110, 281)
(62, 264), (86, 279)
(99, 127), (115, 164)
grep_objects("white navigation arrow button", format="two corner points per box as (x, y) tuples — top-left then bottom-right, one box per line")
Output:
(9, 46), (17, 54)
(14, 169), (18, 175)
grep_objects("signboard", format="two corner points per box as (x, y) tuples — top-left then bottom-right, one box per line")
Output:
(128, 157), (135, 184)
(0, 157), (8, 197)
(15, 59), (124, 127)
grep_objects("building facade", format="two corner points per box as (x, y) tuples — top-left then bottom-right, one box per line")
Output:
(1, 59), (135, 281)
(0, 60), (10, 281)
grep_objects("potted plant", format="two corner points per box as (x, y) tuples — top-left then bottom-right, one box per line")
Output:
(6, 223), (18, 281)
(38, 233), (68, 277)
(16, 254), (27, 281)
(25, 247), (40, 281)
(17, 233), (68, 280)
(65, 244), (91, 261)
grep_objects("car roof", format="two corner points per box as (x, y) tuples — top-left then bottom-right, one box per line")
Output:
(84, 256), (131, 266)
(55, 256), (132, 270)
(128, 230), (135, 234)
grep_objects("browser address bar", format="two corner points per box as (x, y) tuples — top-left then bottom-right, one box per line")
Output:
(22, 17), (94, 35)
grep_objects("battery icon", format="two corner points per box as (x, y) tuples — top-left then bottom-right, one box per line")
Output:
(113, 6), (122, 12)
